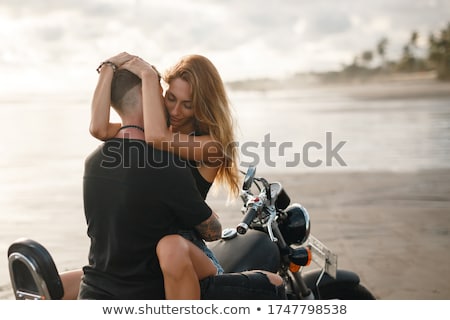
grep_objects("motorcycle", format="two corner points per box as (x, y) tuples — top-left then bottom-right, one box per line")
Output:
(208, 166), (375, 300)
(6, 166), (375, 300)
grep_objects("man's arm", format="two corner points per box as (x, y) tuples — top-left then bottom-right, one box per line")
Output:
(195, 211), (222, 242)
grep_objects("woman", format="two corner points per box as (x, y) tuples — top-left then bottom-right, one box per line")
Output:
(119, 53), (241, 299)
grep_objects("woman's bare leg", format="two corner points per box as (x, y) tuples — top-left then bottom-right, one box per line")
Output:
(59, 234), (220, 300)
(59, 269), (83, 300)
(156, 234), (217, 299)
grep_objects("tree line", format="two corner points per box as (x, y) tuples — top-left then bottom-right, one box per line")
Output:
(341, 22), (450, 81)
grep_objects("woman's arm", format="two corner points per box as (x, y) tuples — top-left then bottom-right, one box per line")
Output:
(141, 71), (224, 164)
(90, 66), (121, 140)
(123, 57), (224, 164)
(90, 52), (134, 140)
(121, 57), (168, 142)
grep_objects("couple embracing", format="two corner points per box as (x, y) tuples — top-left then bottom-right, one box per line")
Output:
(60, 52), (286, 300)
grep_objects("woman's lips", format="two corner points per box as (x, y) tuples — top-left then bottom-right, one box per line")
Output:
(170, 117), (181, 124)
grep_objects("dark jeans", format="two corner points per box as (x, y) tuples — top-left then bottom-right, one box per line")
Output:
(200, 272), (287, 300)
(78, 278), (166, 300)
(79, 272), (286, 300)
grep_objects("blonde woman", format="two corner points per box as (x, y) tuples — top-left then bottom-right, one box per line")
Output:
(119, 53), (240, 299)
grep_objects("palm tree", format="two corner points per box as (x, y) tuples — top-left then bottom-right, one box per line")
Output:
(376, 37), (388, 69)
(428, 23), (450, 80)
(409, 31), (419, 70)
(398, 45), (414, 71)
(410, 31), (419, 48)
(361, 50), (374, 68)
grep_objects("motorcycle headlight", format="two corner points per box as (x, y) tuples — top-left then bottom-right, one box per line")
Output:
(279, 203), (310, 245)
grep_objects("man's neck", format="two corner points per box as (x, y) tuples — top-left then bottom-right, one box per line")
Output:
(114, 121), (145, 140)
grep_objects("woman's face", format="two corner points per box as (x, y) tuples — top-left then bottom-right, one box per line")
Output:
(164, 77), (195, 133)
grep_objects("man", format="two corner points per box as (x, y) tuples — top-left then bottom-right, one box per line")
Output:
(79, 67), (221, 299)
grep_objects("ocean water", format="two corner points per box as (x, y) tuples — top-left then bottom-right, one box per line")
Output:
(231, 83), (450, 173)
(0, 81), (449, 297)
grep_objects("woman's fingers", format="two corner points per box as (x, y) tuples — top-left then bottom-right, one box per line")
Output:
(121, 57), (156, 78)
(107, 52), (135, 67)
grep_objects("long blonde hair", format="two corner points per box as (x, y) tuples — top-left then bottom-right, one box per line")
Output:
(164, 54), (240, 197)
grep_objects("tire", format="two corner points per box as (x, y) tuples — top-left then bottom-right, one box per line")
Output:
(314, 283), (376, 300)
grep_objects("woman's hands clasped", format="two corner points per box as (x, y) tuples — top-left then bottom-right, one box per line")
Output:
(122, 56), (160, 80)
(105, 52), (134, 69)
(104, 52), (159, 80)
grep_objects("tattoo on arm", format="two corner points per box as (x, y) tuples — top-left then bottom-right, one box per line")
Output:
(195, 214), (222, 242)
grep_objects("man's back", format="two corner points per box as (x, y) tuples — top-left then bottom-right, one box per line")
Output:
(81, 138), (212, 299)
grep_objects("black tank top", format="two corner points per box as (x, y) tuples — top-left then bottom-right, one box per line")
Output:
(189, 164), (212, 200)
(187, 132), (212, 200)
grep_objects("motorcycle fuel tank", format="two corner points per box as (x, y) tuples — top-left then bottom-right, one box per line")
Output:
(208, 229), (280, 273)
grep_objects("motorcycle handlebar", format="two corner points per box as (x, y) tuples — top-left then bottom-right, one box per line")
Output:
(236, 206), (258, 234)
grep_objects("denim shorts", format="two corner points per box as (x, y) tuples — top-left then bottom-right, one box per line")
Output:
(178, 230), (224, 275)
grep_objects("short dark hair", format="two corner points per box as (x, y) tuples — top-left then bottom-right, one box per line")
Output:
(110, 69), (141, 112)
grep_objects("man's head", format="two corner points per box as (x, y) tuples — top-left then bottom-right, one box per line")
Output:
(111, 69), (142, 117)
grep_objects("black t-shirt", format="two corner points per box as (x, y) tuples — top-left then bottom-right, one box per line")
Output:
(81, 138), (212, 299)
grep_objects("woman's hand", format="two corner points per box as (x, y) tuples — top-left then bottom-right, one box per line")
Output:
(121, 57), (160, 80)
(90, 52), (135, 141)
(106, 52), (135, 68)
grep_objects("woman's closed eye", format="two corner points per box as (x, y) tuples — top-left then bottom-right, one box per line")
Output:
(166, 93), (176, 102)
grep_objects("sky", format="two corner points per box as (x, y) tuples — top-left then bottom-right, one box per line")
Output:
(0, 0), (448, 96)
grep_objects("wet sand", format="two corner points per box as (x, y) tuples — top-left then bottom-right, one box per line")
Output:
(211, 169), (450, 299)
(1, 169), (449, 300)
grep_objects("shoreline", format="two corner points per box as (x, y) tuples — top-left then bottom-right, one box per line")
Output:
(2, 168), (449, 300)
(226, 70), (450, 96)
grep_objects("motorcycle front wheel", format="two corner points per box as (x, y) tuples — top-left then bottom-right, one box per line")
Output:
(314, 283), (376, 300)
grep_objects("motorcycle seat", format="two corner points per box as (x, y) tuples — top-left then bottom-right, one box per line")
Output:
(7, 238), (64, 300)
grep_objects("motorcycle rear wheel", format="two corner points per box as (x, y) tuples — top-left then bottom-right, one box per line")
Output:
(314, 283), (376, 300)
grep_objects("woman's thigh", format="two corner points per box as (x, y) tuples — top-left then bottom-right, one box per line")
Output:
(157, 234), (217, 279)
(184, 238), (218, 279)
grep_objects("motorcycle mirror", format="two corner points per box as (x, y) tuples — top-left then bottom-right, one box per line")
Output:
(242, 166), (256, 190)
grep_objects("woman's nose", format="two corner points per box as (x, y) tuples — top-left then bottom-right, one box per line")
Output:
(170, 104), (181, 116)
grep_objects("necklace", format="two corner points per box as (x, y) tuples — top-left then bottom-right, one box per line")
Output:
(119, 125), (144, 132)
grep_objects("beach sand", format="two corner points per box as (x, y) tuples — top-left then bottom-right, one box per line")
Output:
(209, 169), (450, 300)
(1, 169), (449, 300)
